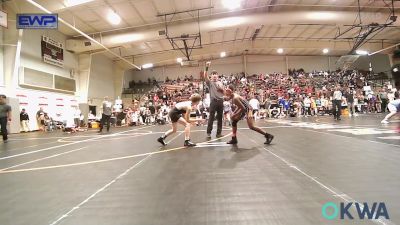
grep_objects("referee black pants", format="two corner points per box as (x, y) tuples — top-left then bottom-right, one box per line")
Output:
(207, 99), (223, 135)
(100, 114), (111, 132)
(332, 100), (342, 119)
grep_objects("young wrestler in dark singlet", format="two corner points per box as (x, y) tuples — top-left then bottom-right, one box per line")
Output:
(225, 85), (274, 145)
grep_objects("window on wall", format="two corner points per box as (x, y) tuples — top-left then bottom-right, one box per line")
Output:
(20, 67), (76, 93)
(54, 76), (76, 92)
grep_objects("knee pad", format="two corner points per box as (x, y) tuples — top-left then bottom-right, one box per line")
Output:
(232, 120), (238, 127)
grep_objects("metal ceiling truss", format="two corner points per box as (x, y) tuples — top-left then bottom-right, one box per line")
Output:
(158, 7), (213, 61)
(334, 0), (398, 54)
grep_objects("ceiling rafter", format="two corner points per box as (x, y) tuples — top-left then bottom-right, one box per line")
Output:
(274, 24), (283, 38)
(68, 8), (99, 33)
(295, 25), (311, 40)
(150, 0), (163, 23)
(241, 26), (251, 42)
(283, 25), (297, 38)
(316, 26), (338, 41)
(305, 25), (327, 40)
(128, 0), (147, 24)
(103, 0), (132, 27)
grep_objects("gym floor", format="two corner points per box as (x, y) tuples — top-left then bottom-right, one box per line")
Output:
(0, 115), (399, 225)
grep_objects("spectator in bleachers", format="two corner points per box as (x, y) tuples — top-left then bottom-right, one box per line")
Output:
(121, 68), (392, 127)
(344, 88), (356, 117)
(249, 95), (260, 121)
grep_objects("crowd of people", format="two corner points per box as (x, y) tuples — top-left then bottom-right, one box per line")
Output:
(0, 67), (396, 143)
(17, 106), (85, 133)
(121, 68), (397, 127)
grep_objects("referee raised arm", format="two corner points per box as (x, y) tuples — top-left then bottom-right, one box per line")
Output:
(201, 62), (224, 138)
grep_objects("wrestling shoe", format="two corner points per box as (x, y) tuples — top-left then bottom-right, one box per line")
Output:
(381, 120), (389, 124)
(227, 137), (238, 144)
(157, 137), (167, 146)
(265, 134), (274, 145)
(184, 140), (196, 147)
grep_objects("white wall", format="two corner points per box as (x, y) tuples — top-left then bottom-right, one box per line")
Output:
(125, 55), (342, 82)
(0, 7), (82, 131)
(20, 29), (78, 78)
(2, 6), (18, 95)
(0, 3), (7, 87)
(288, 56), (340, 72)
(350, 54), (391, 73)
(87, 54), (115, 109)
(77, 53), (91, 103)
(15, 89), (79, 131)
(0, 25), (3, 87)
(124, 56), (244, 84)
(246, 55), (286, 74)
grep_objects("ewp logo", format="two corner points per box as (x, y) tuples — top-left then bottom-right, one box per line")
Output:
(322, 202), (389, 220)
(17, 14), (58, 29)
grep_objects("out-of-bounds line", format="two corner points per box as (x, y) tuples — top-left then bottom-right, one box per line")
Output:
(57, 131), (153, 141)
(165, 132), (183, 145)
(140, 126), (292, 135)
(56, 133), (148, 143)
(9, 128), (154, 141)
(9, 137), (69, 140)
(4, 133), (151, 171)
(272, 118), (379, 129)
(2, 141), (57, 152)
(0, 133), (231, 174)
(262, 146), (395, 225)
(0, 147), (88, 171)
(298, 127), (400, 148)
(48, 154), (152, 225)
(243, 131), (394, 225)
(0, 126), (155, 161)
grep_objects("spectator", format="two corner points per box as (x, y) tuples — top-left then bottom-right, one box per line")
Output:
(249, 95), (260, 120)
(20, 108), (30, 132)
(345, 88), (356, 117)
(0, 95), (11, 142)
(380, 88), (389, 113)
(73, 106), (81, 128)
(36, 107), (45, 131)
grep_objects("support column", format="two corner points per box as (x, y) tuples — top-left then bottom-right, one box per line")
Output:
(285, 56), (289, 75)
(77, 53), (91, 104)
(4, 29), (22, 97)
(328, 57), (331, 71)
(243, 54), (247, 76)
(113, 64), (126, 99)
(0, 6), (3, 88)
(2, 3), (20, 96)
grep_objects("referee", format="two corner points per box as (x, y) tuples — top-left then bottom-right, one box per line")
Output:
(201, 62), (224, 138)
(332, 86), (342, 120)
